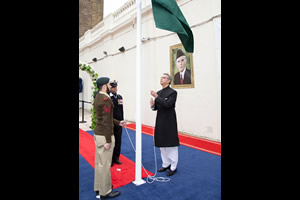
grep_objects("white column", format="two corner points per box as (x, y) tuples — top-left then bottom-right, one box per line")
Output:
(132, 0), (146, 186)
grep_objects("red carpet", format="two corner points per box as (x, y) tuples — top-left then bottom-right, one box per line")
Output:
(79, 128), (154, 189)
(126, 123), (221, 156)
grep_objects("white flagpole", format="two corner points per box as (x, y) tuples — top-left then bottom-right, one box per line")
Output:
(133, 0), (146, 186)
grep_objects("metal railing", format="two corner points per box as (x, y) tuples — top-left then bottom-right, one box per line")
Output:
(79, 100), (91, 123)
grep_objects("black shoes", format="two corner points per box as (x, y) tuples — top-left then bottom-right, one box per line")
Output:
(96, 184), (114, 198)
(114, 160), (122, 165)
(111, 159), (122, 166)
(166, 168), (177, 176)
(100, 191), (120, 199)
(157, 165), (177, 176)
(157, 165), (171, 172)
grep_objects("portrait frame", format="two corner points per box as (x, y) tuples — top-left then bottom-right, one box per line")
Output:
(169, 43), (194, 89)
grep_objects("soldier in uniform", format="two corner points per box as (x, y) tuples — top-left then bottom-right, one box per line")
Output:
(109, 80), (124, 166)
(93, 77), (126, 199)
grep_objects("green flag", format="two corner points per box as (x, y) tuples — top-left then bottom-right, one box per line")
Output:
(151, 0), (194, 53)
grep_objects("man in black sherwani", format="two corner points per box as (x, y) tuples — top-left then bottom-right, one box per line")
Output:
(150, 73), (179, 176)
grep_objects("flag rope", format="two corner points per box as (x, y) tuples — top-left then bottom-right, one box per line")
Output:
(124, 126), (171, 184)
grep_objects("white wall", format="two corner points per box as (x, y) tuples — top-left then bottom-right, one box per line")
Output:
(79, 0), (221, 141)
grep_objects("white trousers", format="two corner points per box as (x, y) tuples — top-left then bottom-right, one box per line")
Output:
(160, 147), (178, 171)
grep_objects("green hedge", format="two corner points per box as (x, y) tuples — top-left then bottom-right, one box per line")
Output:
(79, 63), (98, 129)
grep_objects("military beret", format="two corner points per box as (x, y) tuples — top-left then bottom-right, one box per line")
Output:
(96, 77), (110, 88)
(176, 49), (185, 60)
(110, 80), (118, 87)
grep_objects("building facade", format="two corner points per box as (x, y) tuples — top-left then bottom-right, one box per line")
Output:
(79, 0), (221, 141)
(79, 0), (104, 38)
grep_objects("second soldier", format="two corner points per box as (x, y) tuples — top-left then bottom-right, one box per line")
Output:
(110, 80), (124, 166)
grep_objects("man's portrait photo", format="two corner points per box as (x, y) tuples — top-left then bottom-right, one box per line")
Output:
(170, 44), (194, 88)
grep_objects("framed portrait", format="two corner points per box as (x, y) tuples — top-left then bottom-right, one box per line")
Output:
(170, 43), (194, 89)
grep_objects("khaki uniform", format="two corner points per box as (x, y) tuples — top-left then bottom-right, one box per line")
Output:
(94, 92), (120, 196)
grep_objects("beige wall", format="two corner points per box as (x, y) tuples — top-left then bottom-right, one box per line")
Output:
(79, 0), (221, 141)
